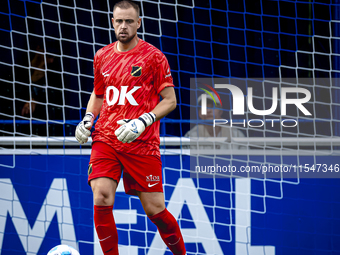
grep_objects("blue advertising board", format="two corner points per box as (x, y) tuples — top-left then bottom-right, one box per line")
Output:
(0, 154), (339, 255)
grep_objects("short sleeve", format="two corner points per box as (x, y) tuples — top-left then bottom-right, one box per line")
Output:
(93, 50), (104, 96)
(153, 53), (174, 94)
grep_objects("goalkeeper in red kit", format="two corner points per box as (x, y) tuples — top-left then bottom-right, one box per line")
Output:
(75, 1), (186, 254)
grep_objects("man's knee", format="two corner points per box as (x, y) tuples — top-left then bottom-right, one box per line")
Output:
(138, 192), (165, 216)
(93, 191), (112, 206)
(91, 177), (117, 206)
(144, 202), (165, 216)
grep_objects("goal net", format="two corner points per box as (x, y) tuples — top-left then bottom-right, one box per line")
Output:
(0, 1), (340, 255)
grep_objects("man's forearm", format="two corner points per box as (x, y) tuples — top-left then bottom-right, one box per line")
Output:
(151, 97), (176, 122)
(86, 91), (104, 118)
(151, 87), (177, 121)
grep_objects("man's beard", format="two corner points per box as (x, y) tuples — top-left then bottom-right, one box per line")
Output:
(116, 32), (135, 44)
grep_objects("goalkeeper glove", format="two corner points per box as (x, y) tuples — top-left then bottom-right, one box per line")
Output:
(75, 112), (94, 144)
(115, 112), (156, 143)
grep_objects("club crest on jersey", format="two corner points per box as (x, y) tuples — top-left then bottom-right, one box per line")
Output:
(131, 66), (142, 77)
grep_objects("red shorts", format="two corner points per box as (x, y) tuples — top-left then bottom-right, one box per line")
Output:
(88, 141), (163, 196)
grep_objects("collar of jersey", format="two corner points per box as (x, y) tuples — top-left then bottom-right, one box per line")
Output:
(114, 38), (143, 54)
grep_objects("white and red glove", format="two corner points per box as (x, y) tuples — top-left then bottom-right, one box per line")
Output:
(115, 112), (156, 143)
(75, 112), (94, 144)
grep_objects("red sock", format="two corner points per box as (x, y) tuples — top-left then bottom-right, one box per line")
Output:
(148, 208), (186, 255)
(94, 205), (119, 255)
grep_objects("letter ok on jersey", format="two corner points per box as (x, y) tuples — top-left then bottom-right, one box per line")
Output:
(106, 86), (141, 106)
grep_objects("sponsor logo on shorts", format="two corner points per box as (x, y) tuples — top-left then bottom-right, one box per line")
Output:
(146, 175), (160, 182)
(148, 182), (158, 188)
(146, 175), (160, 188)
(88, 164), (93, 175)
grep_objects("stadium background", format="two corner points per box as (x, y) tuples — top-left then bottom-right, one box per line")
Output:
(1, 0), (340, 255)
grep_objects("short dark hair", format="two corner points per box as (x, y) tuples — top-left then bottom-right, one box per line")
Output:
(113, 0), (140, 17)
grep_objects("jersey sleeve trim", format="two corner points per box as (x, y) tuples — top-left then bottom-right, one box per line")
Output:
(94, 91), (104, 96)
(157, 82), (175, 94)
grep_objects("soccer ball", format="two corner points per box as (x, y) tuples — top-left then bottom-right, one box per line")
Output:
(47, 244), (80, 255)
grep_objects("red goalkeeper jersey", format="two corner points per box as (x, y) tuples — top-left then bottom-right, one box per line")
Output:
(91, 39), (174, 156)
